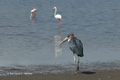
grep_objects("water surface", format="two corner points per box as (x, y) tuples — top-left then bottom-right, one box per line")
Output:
(0, 0), (120, 76)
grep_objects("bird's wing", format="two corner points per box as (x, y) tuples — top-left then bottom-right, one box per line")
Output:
(55, 14), (62, 18)
(73, 37), (84, 57)
(68, 37), (83, 52)
(75, 37), (83, 48)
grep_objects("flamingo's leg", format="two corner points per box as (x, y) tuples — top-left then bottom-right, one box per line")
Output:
(58, 20), (60, 34)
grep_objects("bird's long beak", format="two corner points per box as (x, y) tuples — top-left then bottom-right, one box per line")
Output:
(60, 37), (68, 45)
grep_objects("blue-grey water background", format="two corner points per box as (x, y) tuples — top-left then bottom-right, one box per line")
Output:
(0, 0), (120, 76)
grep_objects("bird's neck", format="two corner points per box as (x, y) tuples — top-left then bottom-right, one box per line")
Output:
(68, 38), (71, 42)
(68, 37), (74, 42)
(54, 8), (57, 17)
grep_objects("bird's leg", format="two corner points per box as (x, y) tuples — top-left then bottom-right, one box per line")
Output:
(59, 19), (61, 25)
(73, 54), (76, 64)
(76, 57), (80, 71)
(58, 20), (60, 35)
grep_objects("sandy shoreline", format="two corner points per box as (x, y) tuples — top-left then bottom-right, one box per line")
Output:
(0, 69), (120, 80)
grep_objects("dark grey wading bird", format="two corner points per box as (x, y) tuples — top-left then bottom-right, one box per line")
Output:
(60, 33), (84, 71)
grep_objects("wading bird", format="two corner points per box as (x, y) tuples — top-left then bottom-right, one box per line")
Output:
(52, 7), (62, 34)
(30, 8), (37, 19)
(60, 33), (84, 71)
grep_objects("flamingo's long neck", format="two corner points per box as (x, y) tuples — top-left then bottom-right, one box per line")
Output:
(54, 8), (57, 17)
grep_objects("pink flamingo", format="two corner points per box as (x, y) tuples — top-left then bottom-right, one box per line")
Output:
(30, 8), (37, 19)
(52, 7), (62, 34)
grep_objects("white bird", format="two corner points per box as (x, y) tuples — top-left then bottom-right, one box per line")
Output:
(52, 7), (62, 34)
(52, 7), (62, 20)
(30, 8), (37, 19)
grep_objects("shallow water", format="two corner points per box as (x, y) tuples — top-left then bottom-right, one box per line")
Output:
(0, 0), (120, 76)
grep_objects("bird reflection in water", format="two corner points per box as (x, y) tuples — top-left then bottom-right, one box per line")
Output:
(54, 34), (62, 57)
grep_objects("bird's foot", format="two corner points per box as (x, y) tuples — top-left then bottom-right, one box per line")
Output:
(73, 71), (77, 75)
(76, 66), (79, 71)
(73, 68), (79, 75)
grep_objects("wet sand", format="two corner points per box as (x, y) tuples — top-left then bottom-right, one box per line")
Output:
(0, 69), (120, 80)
